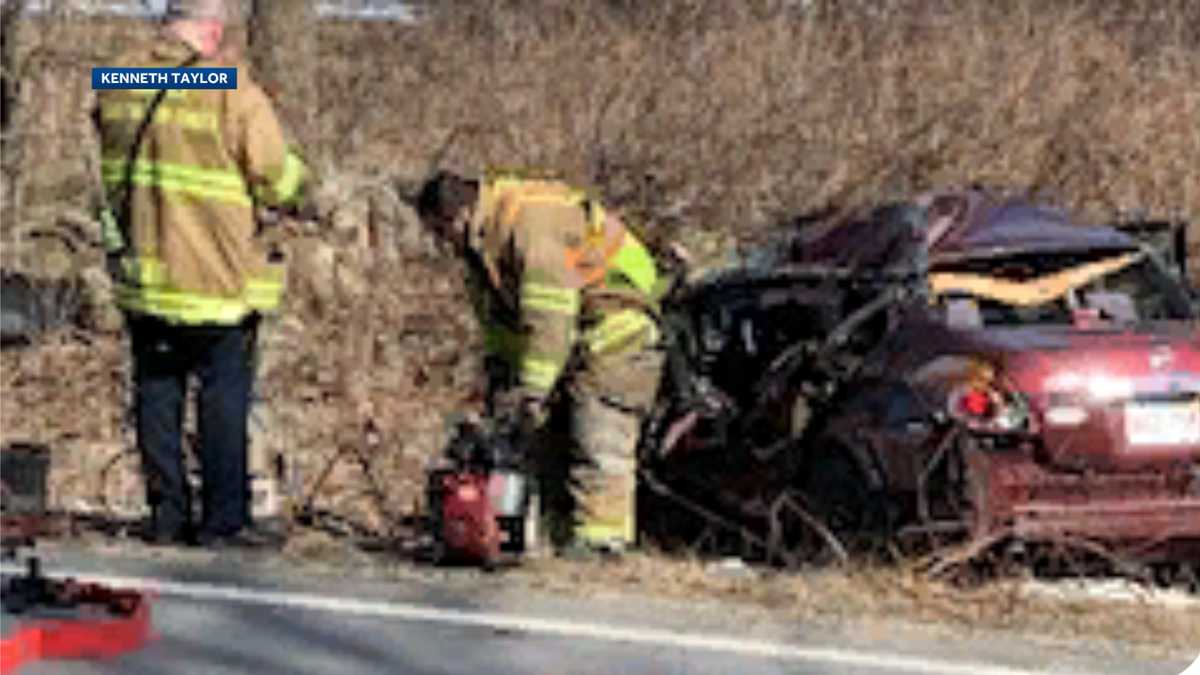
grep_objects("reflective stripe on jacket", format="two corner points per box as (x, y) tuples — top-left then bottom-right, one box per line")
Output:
(95, 36), (307, 325)
(465, 173), (661, 401)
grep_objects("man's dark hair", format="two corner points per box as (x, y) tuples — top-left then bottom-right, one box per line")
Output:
(417, 171), (478, 222)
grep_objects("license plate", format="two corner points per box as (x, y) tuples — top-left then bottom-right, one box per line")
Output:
(1124, 400), (1200, 446)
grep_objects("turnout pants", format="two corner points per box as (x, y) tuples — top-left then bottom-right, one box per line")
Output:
(130, 314), (258, 540)
(490, 336), (665, 551)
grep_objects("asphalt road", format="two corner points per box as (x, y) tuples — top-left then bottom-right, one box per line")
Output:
(2, 545), (1196, 675)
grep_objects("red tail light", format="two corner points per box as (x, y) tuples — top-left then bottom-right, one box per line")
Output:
(948, 383), (1031, 434)
(957, 388), (993, 418)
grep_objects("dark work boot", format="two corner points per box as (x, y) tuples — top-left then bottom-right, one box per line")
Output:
(556, 538), (628, 563)
(139, 512), (192, 548)
(194, 525), (286, 552)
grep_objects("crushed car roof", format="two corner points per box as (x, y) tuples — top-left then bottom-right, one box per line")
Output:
(792, 188), (1140, 270)
(928, 191), (1138, 261)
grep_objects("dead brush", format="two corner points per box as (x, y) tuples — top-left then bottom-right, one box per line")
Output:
(4, 0), (1200, 562)
(317, 0), (1200, 253)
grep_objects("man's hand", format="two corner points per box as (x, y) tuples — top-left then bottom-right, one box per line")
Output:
(255, 210), (306, 245)
(267, 194), (322, 225)
(494, 388), (550, 437)
(519, 396), (550, 433)
(667, 241), (694, 267)
(290, 194), (323, 223)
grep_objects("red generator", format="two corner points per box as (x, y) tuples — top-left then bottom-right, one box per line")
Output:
(426, 420), (532, 568)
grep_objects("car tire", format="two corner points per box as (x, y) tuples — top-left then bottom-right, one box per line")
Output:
(790, 436), (892, 564)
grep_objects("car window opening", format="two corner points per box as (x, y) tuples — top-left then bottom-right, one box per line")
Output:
(930, 248), (1194, 327)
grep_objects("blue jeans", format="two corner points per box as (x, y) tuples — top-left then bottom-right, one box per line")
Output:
(130, 314), (258, 540)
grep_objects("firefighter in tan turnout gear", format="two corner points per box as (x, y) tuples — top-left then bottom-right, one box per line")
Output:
(93, 0), (308, 548)
(417, 169), (666, 555)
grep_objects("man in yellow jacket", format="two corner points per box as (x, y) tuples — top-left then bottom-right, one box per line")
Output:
(93, 0), (307, 547)
(417, 169), (666, 555)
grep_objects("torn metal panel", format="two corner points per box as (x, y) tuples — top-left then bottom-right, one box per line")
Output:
(929, 252), (1142, 307)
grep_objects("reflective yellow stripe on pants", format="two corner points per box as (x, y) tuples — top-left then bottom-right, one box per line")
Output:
(572, 399), (642, 549)
(576, 521), (635, 546)
(585, 309), (658, 356)
(519, 356), (564, 394)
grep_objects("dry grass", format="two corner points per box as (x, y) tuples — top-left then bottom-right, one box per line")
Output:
(4, 0), (1200, 540)
(8, 2), (1200, 253)
(514, 553), (1200, 655)
(312, 0), (1200, 256)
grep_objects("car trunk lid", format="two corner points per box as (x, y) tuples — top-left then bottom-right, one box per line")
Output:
(997, 324), (1200, 472)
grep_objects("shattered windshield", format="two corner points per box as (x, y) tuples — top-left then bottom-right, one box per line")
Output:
(930, 248), (1195, 327)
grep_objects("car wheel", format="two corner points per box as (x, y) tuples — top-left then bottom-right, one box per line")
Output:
(789, 436), (891, 565)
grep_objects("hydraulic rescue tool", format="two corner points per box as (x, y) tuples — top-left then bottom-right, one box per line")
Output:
(1, 444), (155, 673)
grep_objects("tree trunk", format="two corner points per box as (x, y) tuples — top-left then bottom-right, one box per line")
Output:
(1, 0), (28, 223)
(247, 0), (319, 157)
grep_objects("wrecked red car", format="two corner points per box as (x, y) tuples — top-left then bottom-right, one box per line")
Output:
(642, 188), (1199, 577)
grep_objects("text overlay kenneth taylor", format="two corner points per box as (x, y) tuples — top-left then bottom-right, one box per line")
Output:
(92, 67), (238, 90)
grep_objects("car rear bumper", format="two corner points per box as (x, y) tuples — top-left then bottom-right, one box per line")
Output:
(1010, 498), (1200, 540)
(969, 449), (1200, 553)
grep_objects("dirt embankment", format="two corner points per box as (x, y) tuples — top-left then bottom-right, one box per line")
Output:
(3, 0), (1200, 535)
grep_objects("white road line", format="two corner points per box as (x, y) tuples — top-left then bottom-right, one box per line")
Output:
(0, 565), (1066, 675)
